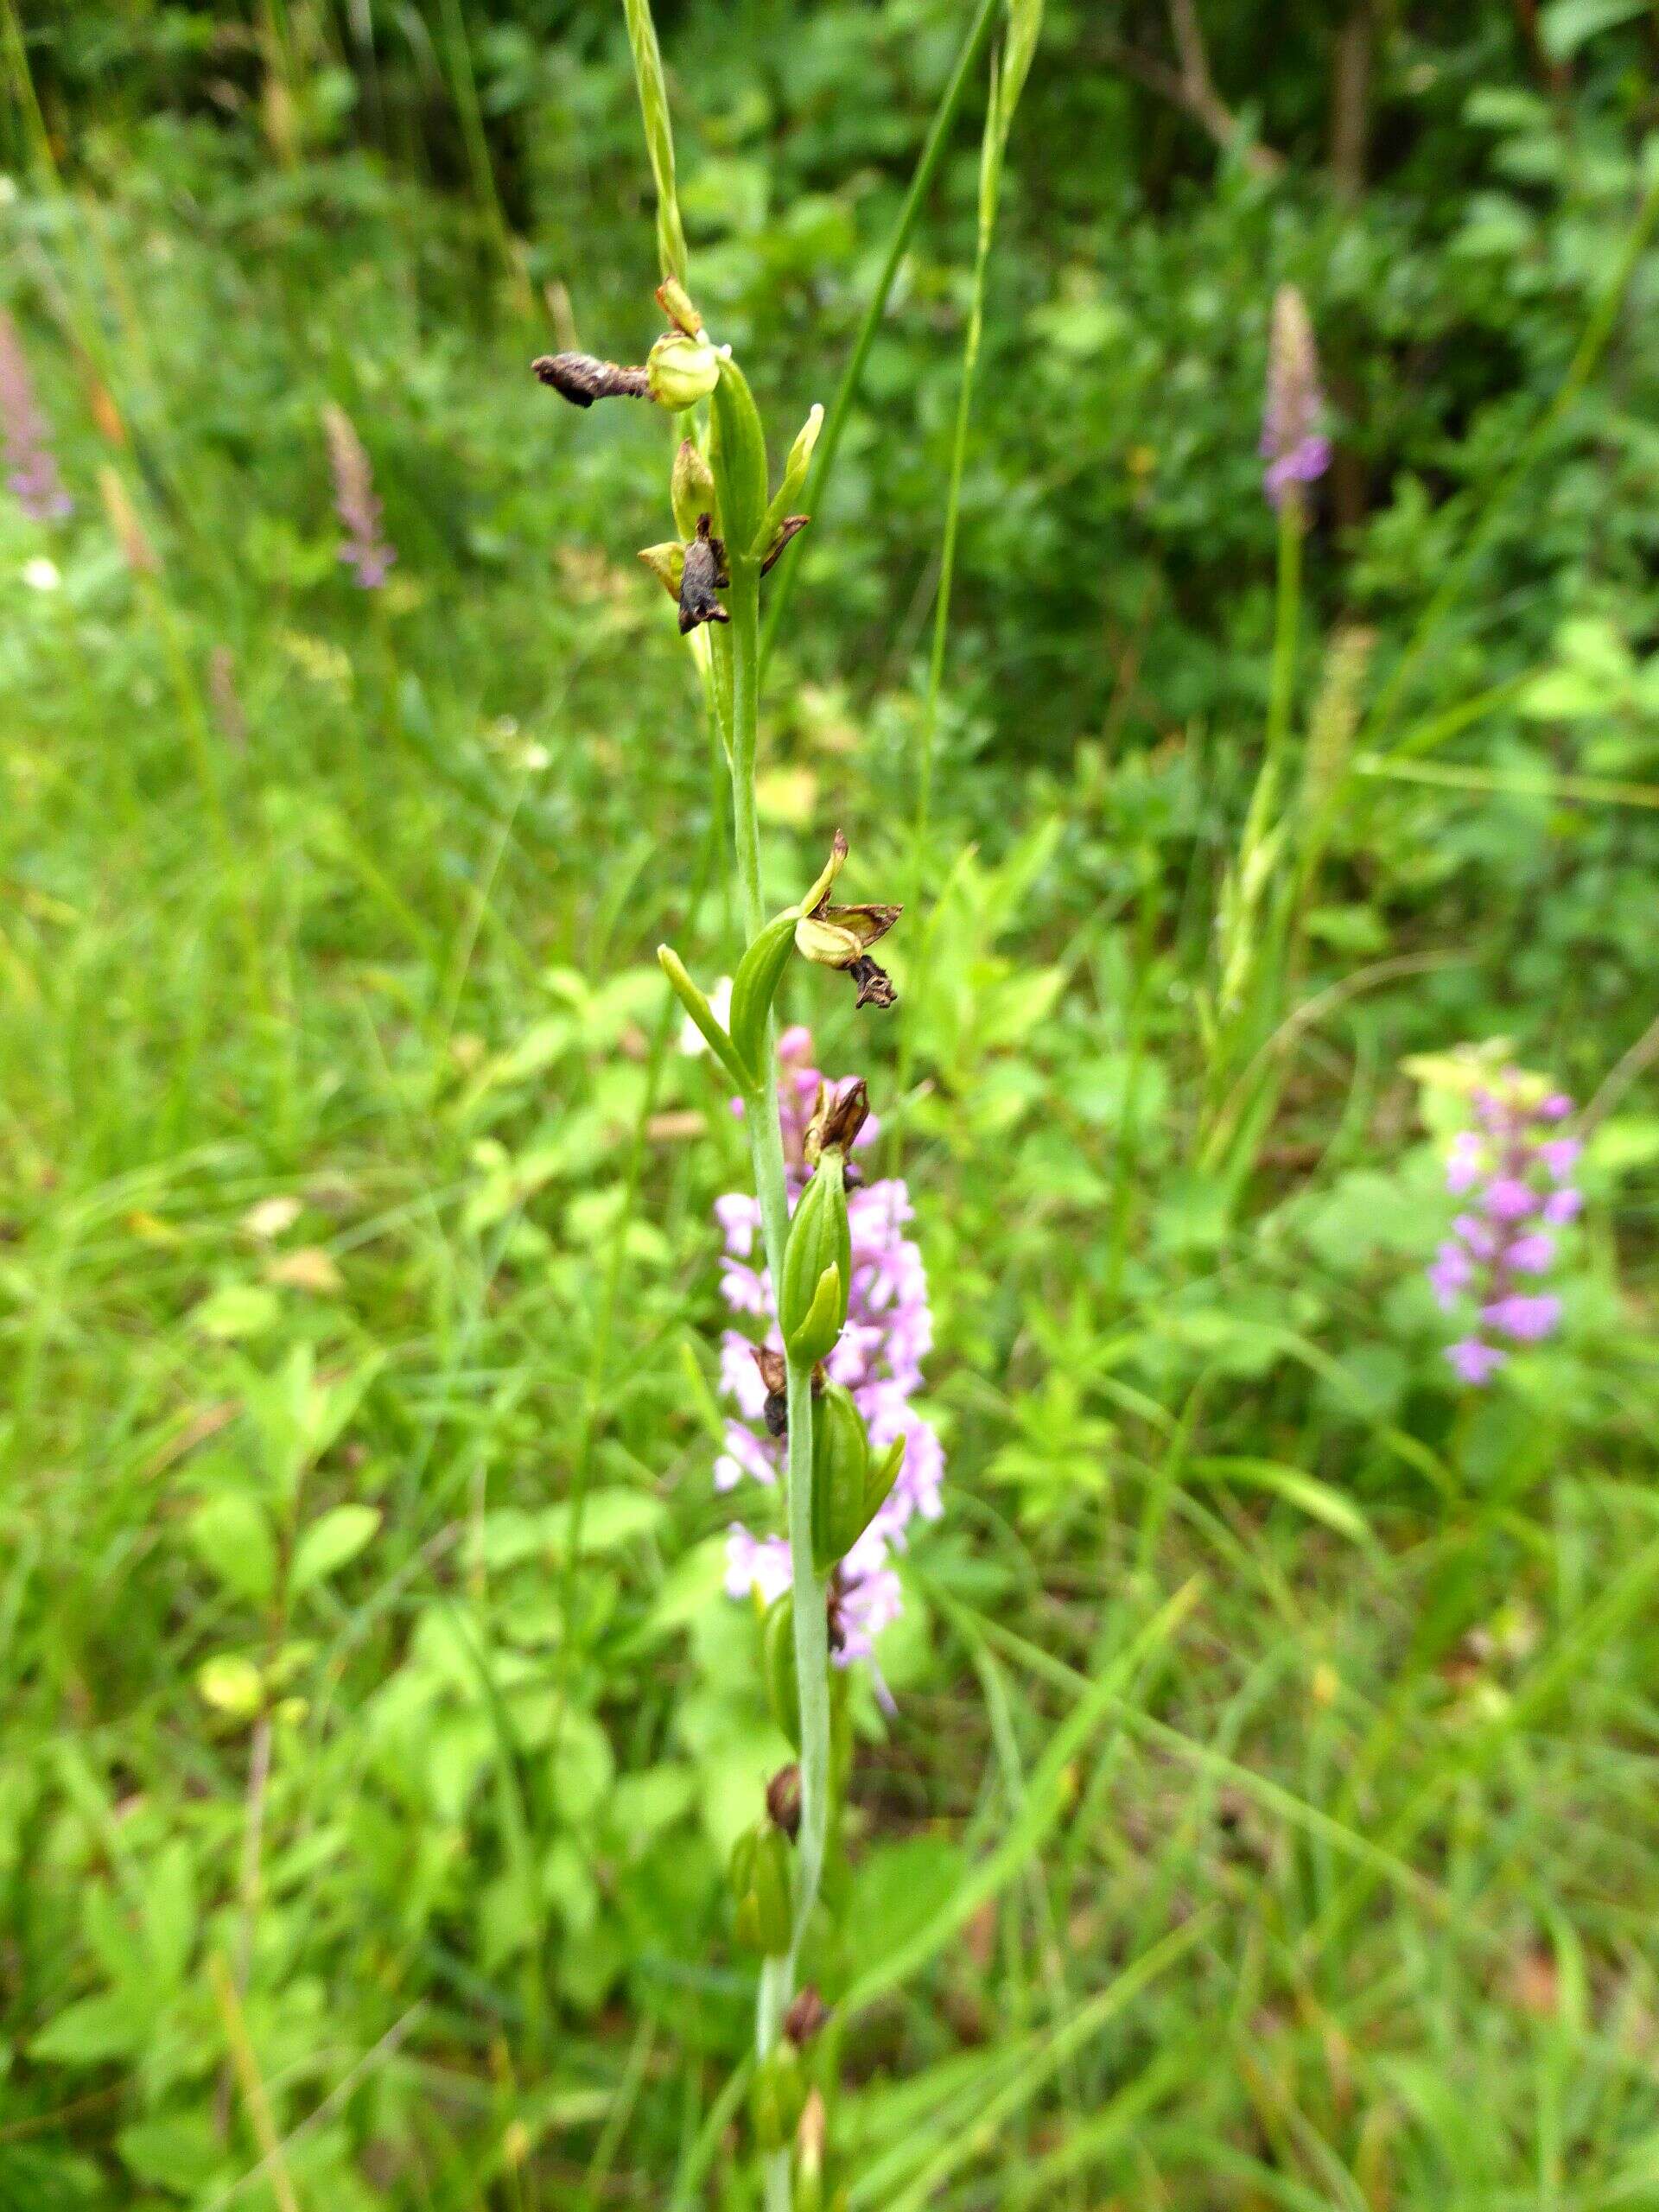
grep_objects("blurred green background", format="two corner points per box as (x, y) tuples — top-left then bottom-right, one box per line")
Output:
(4, 1), (1659, 2205)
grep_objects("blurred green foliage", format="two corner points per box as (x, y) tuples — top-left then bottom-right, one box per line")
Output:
(3, 1), (1659, 2206)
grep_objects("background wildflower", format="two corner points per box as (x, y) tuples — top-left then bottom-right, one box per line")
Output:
(709, 1030), (941, 1666)
(1429, 1071), (1582, 1384)
(323, 402), (395, 588)
(0, 309), (72, 522)
(1260, 284), (1330, 508)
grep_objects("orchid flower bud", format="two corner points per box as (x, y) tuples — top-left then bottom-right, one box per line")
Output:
(671, 436), (716, 541)
(755, 401), (823, 556)
(647, 329), (721, 409)
(532, 352), (651, 406)
(794, 832), (901, 1010)
(794, 2088), (828, 2212)
(751, 2041), (808, 2152)
(778, 404), (823, 513)
(764, 1591), (801, 1746)
(730, 1817), (793, 1956)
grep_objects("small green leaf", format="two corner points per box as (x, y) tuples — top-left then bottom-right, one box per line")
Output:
(193, 1283), (280, 1341)
(290, 1503), (381, 1595)
(197, 1654), (264, 1719)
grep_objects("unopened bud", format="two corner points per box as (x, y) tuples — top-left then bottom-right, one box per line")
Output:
(532, 352), (651, 406)
(671, 437), (717, 540)
(678, 512), (730, 634)
(647, 329), (721, 409)
(766, 1762), (802, 1840)
(655, 277), (703, 337)
(783, 1985), (830, 2047)
(731, 1817), (793, 1956)
(751, 2042), (807, 2152)
(794, 2088), (828, 2212)
(779, 404), (823, 508)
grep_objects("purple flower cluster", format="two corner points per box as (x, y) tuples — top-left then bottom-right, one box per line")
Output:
(323, 403), (395, 588)
(714, 1027), (942, 1665)
(0, 309), (72, 523)
(1260, 284), (1330, 510)
(1429, 1076), (1582, 1385)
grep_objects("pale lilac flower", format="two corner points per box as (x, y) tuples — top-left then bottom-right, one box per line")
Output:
(714, 1033), (938, 1668)
(1481, 1293), (1561, 1343)
(1504, 1232), (1554, 1274)
(1483, 1177), (1537, 1223)
(1448, 1337), (1507, 1385)
(1428, 1071), (1581, 1385)
(0, 310), (72, 522)
(1446, 1133), (1484, 1194)
(1260, 284), (1330, 509)
(323, 403), (395, 588)
(1428, 1241), (1471, 1311)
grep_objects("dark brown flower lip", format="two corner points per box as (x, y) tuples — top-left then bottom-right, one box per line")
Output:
(532, 353), (652, 406)
(850, 956), (897, 1010)
(766, 1763), (802, 1840)
(678, 512), (730, 633)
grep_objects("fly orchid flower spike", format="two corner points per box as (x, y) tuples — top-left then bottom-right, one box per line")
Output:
(795, 832), (902, 1010)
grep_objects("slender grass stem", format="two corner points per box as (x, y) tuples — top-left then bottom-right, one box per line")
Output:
(760, 0), (1004, 667)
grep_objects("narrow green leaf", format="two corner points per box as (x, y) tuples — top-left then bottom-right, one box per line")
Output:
(657, 944), (752, 1092)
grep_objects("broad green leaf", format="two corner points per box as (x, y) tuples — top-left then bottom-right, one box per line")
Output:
(32, 1991), (153, 2065)
(1540, 0), (1644, 58)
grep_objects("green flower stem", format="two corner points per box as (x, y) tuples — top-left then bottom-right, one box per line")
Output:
(725, 556), (830, 2209)
(1249, 490), (1303, 842)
